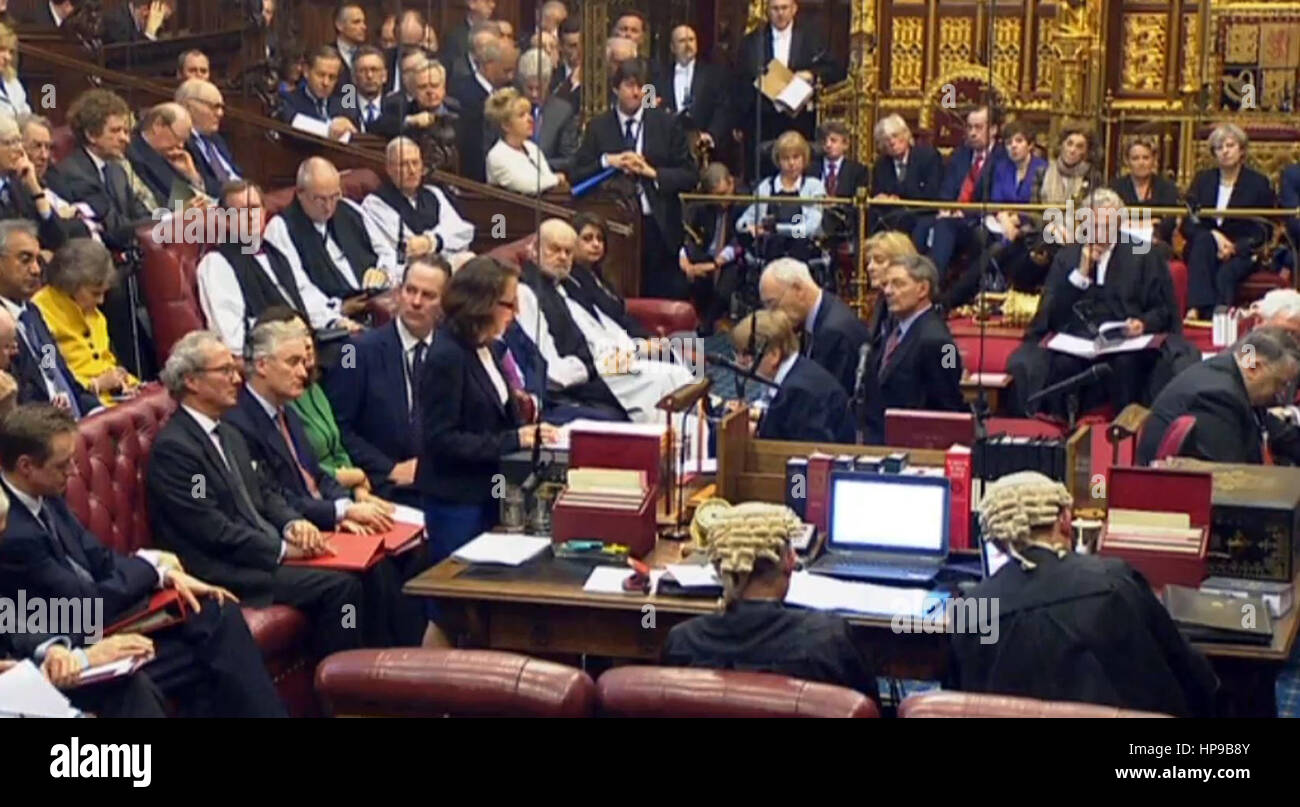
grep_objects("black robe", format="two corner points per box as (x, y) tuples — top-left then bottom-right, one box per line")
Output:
(948, 547), (1221, 717)
(1007, 241), (1198, 416)
(662, 599), (879, 701)
(279, 196), (376, 299)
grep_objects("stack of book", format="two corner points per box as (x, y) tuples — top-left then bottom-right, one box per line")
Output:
(558, 468), (649, 510)
(552, 468), (658, 557)
(1100, 508), (1208, 591)
(973, 434), (1068, 482)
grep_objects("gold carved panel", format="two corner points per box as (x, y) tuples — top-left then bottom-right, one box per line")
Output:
(891, 17), (925, 92)
(1192, 141), (1300, 185)
(938, 17), (973, 77)
(1037, 16), (1055, 93)
(1183, 13), (1200, 91)
(992, 17), (1022, 90)
(1225, 23), (1259, 64)
(1121, 13), (1167, 92)
(1260, 22), (1300, 68)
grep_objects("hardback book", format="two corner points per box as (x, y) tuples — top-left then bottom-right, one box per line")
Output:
(1200, 576), (1294, 618)
(1164, 584), (1273, 645)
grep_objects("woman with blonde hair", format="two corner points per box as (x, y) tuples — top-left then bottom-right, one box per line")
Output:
(0, 23), (30, 118)
(738, 130), (826, 263)
(484, 84), (564, 195)
(863, 230), (917, 345)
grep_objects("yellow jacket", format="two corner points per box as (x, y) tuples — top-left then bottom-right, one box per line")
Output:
(31, 285), (138, 406)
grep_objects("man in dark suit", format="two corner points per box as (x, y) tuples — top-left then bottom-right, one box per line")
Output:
(332, 2), (367, 94)
(126, 102), (208, 209)
(382, 9), (432, 95)
(176, 79), (244, 198)
(373, 57), (463, 174)
(736, 0), (845, 173)
(869, 114), (944, 242)
(573, 59), (699, 300)
(100, 0), (171, 44)
(924, 104), (1008, 280)
(176, 49), (210, 81)
(758, 256), (870, 396)
(0, 221), (99, 418)
(553, 17), (582, 102)
(449, 27), (518, 183)
(348, 46), (390, 134)
(0, 403), (287, 717)
(518, 49), (579, 175)
(809, 120), (868, 245)
(0, 116), (82, 251)
(325, 257), (446, 505)
(654, 25), (731, 155)
(1136, 326), (1300, 466)
(45, 89), (155, 252)
(1283, 163), (1300, 268)
(23, 0), (74, 28)
(861, 254), (965, 444)
(278, 46), (360, 142)
(0, 627), (169, 717)
(1007, 189), (1197, 417)
(145, 331), (364, 657)
(440, 0), (496, 80)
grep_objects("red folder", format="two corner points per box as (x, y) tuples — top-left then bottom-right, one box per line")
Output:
(285, 533), (385, 571)
(379, 522), (425, 554)
(106, 589), (190, 636)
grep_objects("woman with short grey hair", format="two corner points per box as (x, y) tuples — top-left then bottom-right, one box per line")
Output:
(32, 238), (139, 404)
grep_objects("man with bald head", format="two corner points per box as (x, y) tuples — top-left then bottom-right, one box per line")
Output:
(263, 157), (394, 320)
(175, 78), (243, 196)
(383, 9), (431, 94)
(654, 25), (731, 153)
(441, 0), (496, 80)
(127, 102), (208, 207)
(362, 137), (475, 272)
(450, 25), (518, 182)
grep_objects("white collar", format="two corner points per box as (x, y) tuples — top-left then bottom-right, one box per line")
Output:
(772, 24), (793, 37)
(675, 59), (694, 73)
(826, 156), (842, 170)
(0, 295), (25, 320)
(473, 70), (494, 95)
(181, 404), (222, 436)
(395, 316), (431, 352)
(245, 383), (281, 420)
(336, 39), (356, 59)
(85, 147), (107, 174)
(616, 107), (644, 127)
(312, 219), (328, 235)
(773, 352), (799, 387)
(50, 1), (67, 25)
(1, 471), (43, 519)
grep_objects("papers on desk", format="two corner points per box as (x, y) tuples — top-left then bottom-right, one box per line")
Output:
(289, 113), (352, 143)
(1044, 331), (1157, 360)
(583, 565), (665, 595)
(663, 564), (720, 588)
(391, 504), (425, 528)
(784, 571), (938, 618)
(452, 533), (551, 566)
(0, 660), (81, 718)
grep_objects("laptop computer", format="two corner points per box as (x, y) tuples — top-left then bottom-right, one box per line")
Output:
(808, 472), (950, 584)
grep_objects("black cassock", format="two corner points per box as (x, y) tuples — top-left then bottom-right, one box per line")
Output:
(1006, 241), (1198, 416)
(661, 600), (879, 701)
(948, 547), (1221, 717)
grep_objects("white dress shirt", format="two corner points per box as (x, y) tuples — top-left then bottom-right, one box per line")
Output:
(602, 108), (653, 215)
(473, 69), (494, 97)
(0, 295), (62, 403)
(476, 346), (509, 405)
(0, 76), (31, 119)
(395, 316), (433, 411)
(360, 184), (476, 275)
(49, 1), (67, 26)
(673, 59), (695, 111)
(486, 138), (559, 195)
(515, 282), (590, 388)
(772, 24), (793, 66)
(196, 248), (338, 354)
(1215, 181), (1233, 227)
(1068, 244), (1115, 289)
(336, 40), (357, 73)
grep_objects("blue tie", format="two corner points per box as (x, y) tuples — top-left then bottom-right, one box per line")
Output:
(624, 118), (637, 150)
(533, 105), (542, 143)
(19, 307), (81, 418)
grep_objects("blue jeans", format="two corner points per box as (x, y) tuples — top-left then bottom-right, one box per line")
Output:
(422, 497), (498, 621)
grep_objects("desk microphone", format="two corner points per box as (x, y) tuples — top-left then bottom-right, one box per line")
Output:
(703, 352), (781, 389)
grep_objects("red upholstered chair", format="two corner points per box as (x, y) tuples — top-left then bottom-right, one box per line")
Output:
(596, 667), (880, 718)
(898, 691), (1172, 717)
(1145, 414), (1196, 462)
(65, 387), (317, 716)
(314, 649), (597, 717)
(1167, 258), (1189, 319)
(51, 125), (77, 164)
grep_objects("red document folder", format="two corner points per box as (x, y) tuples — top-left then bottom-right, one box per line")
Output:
(285, 533), (385, 571)
(105, 589), (190, 636)
(380, 523), (425, 554)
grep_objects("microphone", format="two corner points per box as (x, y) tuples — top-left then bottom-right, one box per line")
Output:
(1025, 363), (1113, 406)
(703, 352), (781, 388)
(395, 215), (406, 265)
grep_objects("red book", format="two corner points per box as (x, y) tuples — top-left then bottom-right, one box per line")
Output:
(805, 452), (833, 534)
(885, 409), (975, 449)
(945, 444), (973, 551)
(285, 533), (385, 571)
(569, 422), (665, 491)
(379, 523), (425, 554)
(106, 589), (190, 636)
(552, 485), (659, 558)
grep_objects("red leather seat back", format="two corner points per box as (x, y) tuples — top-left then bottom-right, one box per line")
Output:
(139, 228), (204, 368)
(1168, 258), (1189, 318)
(65, 385), (176, 554)
(314, 648), (597, 717)
(624, 299), (698, 336)
(1149, 414), (1196, 462)
(596, 667), (880, 718)
(263, 168), (383, 219)
(51, 125), (77, 164)
(899, 691), (1172, 717)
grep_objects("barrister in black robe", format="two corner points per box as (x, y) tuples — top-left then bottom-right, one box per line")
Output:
(1006, 239), (1197, 417)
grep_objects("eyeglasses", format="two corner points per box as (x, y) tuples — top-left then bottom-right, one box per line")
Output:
(0, 137), (22, 148)
(197, 363), (241, 377)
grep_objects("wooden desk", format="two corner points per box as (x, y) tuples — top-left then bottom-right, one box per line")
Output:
(960, 372), (1012, 413)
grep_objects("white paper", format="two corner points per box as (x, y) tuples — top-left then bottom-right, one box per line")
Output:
(391, 504), (425, 528)
(965, 372), (1010, 386)
(290, 113), (332, 139)
(451, 533), (551, 566)
(0, 660), (80, 718)
(1045, 332), (1156, 360)
(582, 565), (664, 595)
(775, 75), (814, 112)
(785, 571), (935, 617)
(664, 564), (720, 588)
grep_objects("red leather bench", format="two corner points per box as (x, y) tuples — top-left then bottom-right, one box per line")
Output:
(315, 649), (597, 717)
(898, 690), (1172, 718)
(596, 667), (880, 718)
(65, 385), (318, 716)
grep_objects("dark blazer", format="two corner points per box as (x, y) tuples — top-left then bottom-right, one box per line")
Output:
(653, 59), (732, 145)
(807, 291), (871, 396)
(1136, 351), (1300, 465)
(1110, 172), (1180, 244)
(870, 142), (944, 232)
(1279, 164), (1300, 254)
(146, 408), (299, 606)
(1179, 166), (1276, 255)
(862, 306), (966, 444)
(758, 355), (855, 444)
(938, 143), (1009, 204)
(737, 21), (844, 134)
(440, 19), (473, 79)
(22, 2), (62, 28)
(448, 72), (493, 182)
(126, 129), (196, 209)
(536, 93), (580, 175)
(186, 132), (242, 198)
(810, 156), (868, 199)
(278, 84), (358, 126)
(45, 146), (154, 250)
(414, 323), (521, 504)
(0, 478), (157, 640)
(100, 4), (146, 44)
(573, 106), (698, 253)
(7, 299), (99, 415)
(371, 92), (461, 140)
(323, 322), (420, 486)
(0, 175), (82, 249)
(224, 386), (350, 531)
